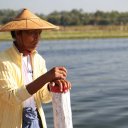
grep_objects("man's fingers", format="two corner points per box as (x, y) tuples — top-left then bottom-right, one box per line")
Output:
(49, 79), (72, 93)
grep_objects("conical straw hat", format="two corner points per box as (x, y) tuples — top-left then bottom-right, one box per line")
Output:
(0, 8), (59, 32)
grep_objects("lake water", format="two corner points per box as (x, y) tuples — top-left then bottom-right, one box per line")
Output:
(1, 38), (128, 128)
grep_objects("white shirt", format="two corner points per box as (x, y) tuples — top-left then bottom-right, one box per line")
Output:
(22, 55), (36, 110)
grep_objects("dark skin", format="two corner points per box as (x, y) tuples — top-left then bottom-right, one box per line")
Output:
(14, 29), (71, 95)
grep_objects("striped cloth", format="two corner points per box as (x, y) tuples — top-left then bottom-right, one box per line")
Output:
(22, 107), (41, 128)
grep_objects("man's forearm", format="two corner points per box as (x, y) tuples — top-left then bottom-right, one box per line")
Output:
(26, 74), (48, 95)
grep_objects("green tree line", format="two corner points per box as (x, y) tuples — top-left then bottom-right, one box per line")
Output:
(0, 9), (128, 26)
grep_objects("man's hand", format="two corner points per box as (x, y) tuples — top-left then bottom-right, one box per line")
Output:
(44, 67), (67, 83)
(48, 79), (71, 93)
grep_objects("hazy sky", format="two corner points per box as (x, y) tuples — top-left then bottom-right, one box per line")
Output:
(0, 0), (128, 14)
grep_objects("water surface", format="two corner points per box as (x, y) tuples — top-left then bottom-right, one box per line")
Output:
(1, 38), (128, 128)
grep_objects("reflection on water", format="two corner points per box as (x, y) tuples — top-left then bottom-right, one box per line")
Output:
(1, 38), (128, 128)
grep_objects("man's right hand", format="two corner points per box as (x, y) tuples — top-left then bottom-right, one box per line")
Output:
(44, 66), (67, 82)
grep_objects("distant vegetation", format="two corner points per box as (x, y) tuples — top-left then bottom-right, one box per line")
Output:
(0, 9), (128, 40)
(0, 9), (128, 26)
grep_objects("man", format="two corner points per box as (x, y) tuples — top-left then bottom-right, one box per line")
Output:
(0, 8), (71, 128)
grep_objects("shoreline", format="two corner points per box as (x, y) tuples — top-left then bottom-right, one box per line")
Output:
(0, 25), (128, 41)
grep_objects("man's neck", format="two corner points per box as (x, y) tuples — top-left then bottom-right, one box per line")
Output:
(13, 41), (31, 56)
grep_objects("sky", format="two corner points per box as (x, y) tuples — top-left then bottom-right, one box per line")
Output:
(0, 0), (128, 14)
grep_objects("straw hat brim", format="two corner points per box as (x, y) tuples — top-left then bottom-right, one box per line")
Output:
(0, 18), (59, 31)
(0, 8), (59, 32)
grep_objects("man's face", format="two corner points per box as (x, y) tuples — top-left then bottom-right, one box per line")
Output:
(15, 29), (42, 53)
